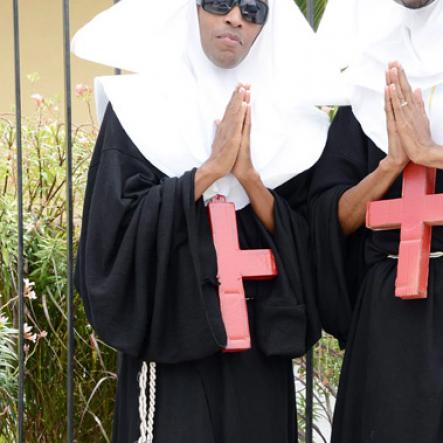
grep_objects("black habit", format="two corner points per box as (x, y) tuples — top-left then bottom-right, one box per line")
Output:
(75, 105), (320, 443)
(310, 107), (443, 443)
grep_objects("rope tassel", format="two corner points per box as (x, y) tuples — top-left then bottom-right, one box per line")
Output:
(138, 361), (157, 443)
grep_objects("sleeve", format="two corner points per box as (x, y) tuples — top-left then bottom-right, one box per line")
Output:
(75, 106), (226, 364)
(308, 107), (369, 348)
(250, 174), (322, 358)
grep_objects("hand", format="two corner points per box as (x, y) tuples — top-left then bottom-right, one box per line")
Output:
(201, 84), (249, 180)
(384, 69), (409, 171)
(387, 61), (435, 165)
(232, 93), (258, 183)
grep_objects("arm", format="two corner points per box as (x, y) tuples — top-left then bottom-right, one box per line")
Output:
(232, 102), (275, 232)
(75, 107), (227, 363)
(194, 163), (221, 200)
(309, 107), (369, 346)
(339, 79), (408, 235)
(339, 157), (403, 235)
(239, 171), (275, 232)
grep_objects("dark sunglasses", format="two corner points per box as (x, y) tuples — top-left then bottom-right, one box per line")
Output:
(197, 0), (269, 25)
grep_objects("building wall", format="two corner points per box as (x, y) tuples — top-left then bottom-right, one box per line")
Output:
(1, 0), (115, 124)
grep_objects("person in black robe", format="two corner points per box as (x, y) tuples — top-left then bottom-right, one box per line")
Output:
(310, 1), (443, 441)
(73, 0), (330, 441)
(76, 104), (320, 442)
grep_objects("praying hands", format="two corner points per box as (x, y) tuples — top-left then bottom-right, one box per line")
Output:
(195, 83), (275, 231)
(387, 61), (443, 168)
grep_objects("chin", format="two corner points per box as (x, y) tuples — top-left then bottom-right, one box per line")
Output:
(211, 54), (243, 69)
(398, 0), (436, 8)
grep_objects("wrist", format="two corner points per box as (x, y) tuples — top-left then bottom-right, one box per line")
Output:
(236, 169), (260, 187)
(414, 142), (440, 166)
(380, 156), (407, 175)
(198, 160), (223, 182)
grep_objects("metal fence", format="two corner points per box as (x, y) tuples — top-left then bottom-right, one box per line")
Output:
(9, 0), (320, 441)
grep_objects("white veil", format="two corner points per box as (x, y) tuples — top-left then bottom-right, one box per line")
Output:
(317, 0), (443, 152)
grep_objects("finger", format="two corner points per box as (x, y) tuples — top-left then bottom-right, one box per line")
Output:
(244, 89), (251, 105)
(389, 72), (407, 107)
(242, 104), (252, 138)
(232, 101), (248, 134)
(392, 68), (417, 122)
(224, 86), (246, 119)
(223, 85), (239, 117)
(239, 105), (252, 161)
(228, 84), (244, 106)
(392, 64), (414, 104)
(386, 69), (391, 87)
(389, 83), (406, 123)
(232, 86), (249, 118)
(384, 87), (395, 128)
(414, 88), (426, 114)
(390, 61), (414, 104)
(386, 63), (398, 86)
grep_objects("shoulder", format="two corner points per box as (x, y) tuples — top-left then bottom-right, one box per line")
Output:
(93, 105), (164, 178)
(98, 104), (145, 160)
(330, 106), (365, 136)
(323, 106), (370, 159)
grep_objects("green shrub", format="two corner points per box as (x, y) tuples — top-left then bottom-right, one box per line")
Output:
(0, 94), (117, 442)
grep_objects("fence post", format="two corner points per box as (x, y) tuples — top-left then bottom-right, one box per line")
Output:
(12, 0), (25, 441)
(305, 3), (315, 442)
(62, 1), (75, 441)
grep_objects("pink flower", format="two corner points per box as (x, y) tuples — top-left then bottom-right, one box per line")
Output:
(75, 83), (92, 98)
(0, 315), (8, 327)
(24, 278), (37, 300)
(23, 323), (37, 342)
(38, 330), (48, 339)
(31, 93), (45, 107)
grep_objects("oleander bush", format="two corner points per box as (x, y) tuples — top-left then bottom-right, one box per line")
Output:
(0, 91), (117, 442)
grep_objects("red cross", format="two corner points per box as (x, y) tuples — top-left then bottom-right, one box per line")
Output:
(208, 195), (278, 351)
(366, 163), (443, 299)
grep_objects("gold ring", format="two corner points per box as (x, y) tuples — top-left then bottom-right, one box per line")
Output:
(400, 101), (408, 107)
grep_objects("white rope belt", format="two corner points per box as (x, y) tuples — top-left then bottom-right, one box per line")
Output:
(388, 251), (443, 259)
(137, 361), (157, 443)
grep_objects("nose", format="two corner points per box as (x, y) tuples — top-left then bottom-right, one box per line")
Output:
(224, 5), (243, 27)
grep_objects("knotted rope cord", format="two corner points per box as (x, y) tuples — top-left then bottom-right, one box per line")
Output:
(137, 361), (157, 443)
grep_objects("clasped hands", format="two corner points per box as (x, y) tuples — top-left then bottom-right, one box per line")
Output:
(385, 61), (441, 170)
(202, 83), (258, 185)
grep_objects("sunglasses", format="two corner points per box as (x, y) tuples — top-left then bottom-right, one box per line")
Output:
(197, 0), (269, 25)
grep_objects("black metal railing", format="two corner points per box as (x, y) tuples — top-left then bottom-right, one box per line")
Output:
(12, 1), (25, 441)
(10, 0), (319, 441)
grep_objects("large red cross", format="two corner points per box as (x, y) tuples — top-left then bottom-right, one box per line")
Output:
(208, 195), (278, 351)
(366, 163), (443, 299)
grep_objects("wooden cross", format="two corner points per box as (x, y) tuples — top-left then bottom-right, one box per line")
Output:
(366, 163), (443, 299)
(208, 195), (278, 351)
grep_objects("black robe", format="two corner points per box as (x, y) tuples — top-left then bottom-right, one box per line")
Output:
(75, 105), (320, 443)
(310, 107), (443, 443)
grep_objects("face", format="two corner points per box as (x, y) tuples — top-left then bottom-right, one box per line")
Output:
(197, 2), (266, 69)
(394, 0), (436, 8)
